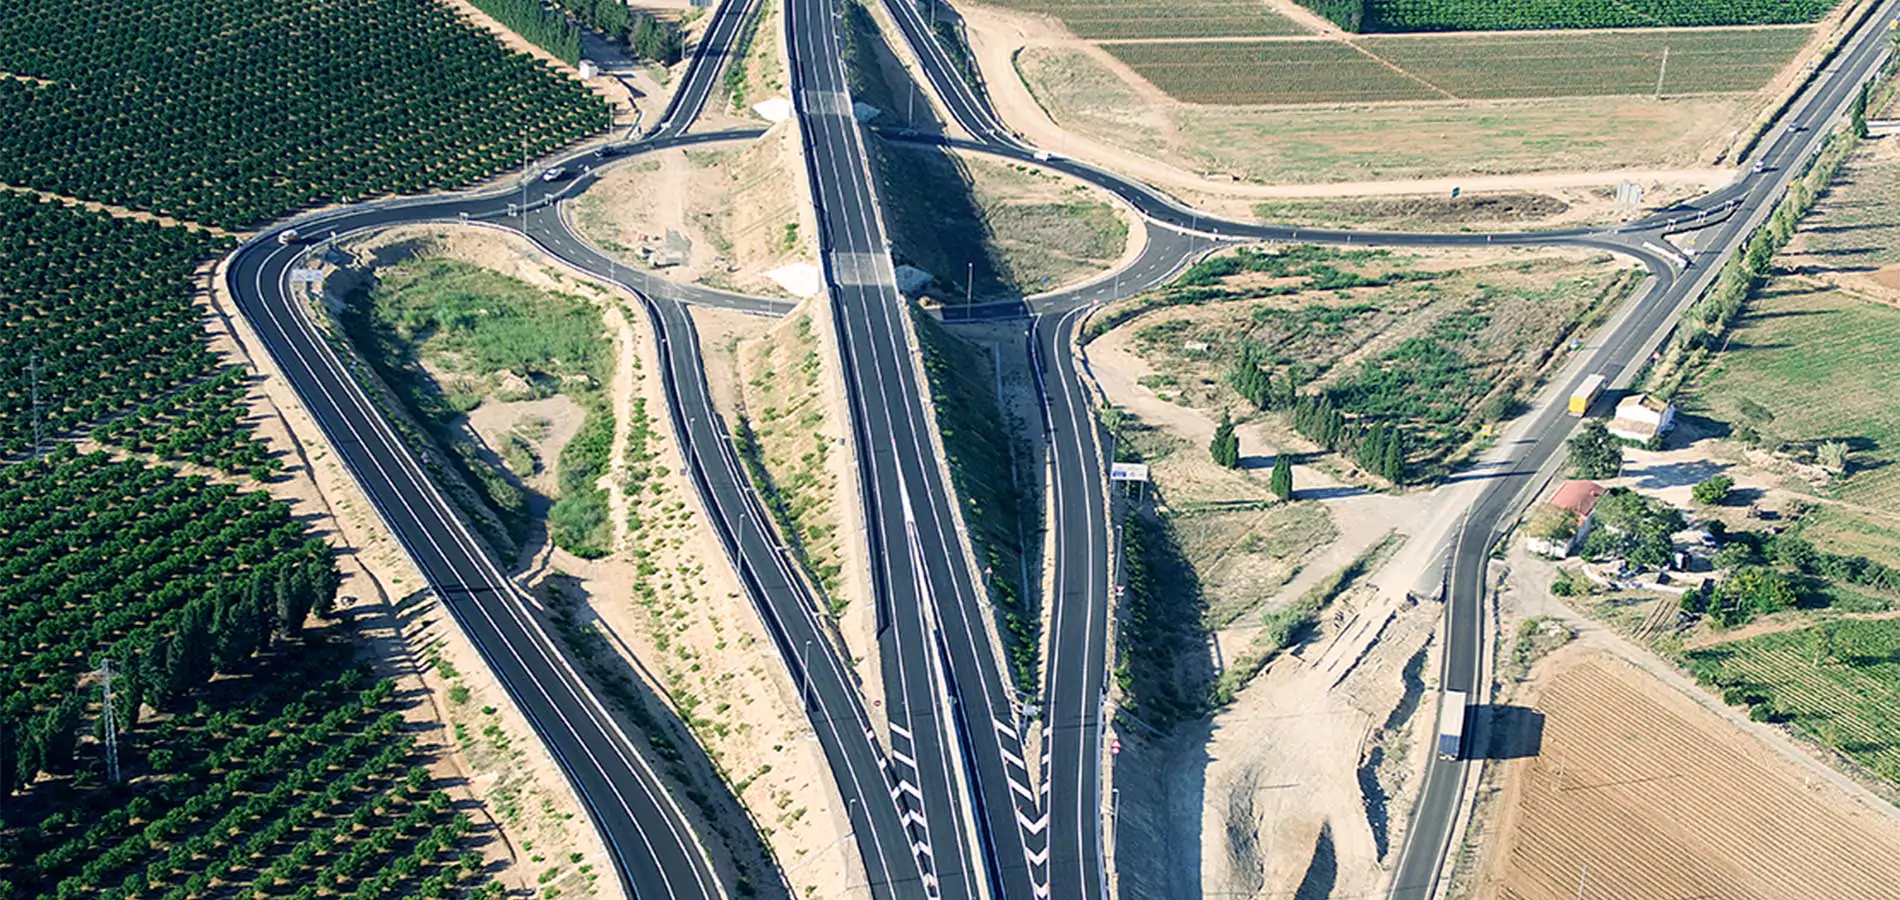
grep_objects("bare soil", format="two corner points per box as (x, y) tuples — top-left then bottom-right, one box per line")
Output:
(693, 301), (889, 737)
(568, 125), (817, 296)
(1471, 645), (1900, 900)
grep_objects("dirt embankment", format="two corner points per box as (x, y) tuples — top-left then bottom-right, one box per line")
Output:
(568, 123), (818, 296)
(691, 302), (887, 731)
(288, 224), (864, 898)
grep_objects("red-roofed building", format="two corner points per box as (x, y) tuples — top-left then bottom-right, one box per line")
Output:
(1527, 480), (1608, 558)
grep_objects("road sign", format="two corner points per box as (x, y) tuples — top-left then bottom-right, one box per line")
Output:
(1109, 462), (1149, 483)
(288, 268), (324, 284)
(1111, 738), (1121, 756)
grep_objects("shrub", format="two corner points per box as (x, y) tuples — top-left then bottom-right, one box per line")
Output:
(1566, 420), (1622, 479)
(1691, 475), (1734, 505)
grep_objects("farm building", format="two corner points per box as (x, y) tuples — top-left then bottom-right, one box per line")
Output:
(1608, 393), (1676, 443)
(1527, 479), (1607, 558)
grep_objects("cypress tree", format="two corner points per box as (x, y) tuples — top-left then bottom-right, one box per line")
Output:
(1382, 430), (1405, 484)
(1210, 413), (1241, 469)
(1271, 453), (1293, 500)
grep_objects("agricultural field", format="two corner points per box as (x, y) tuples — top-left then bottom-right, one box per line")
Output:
(1685, 137), (1900, 555)
(1302, 0), (1843, 33)
(1100, 41), (1434, 105)
(0, 0), (606, 228)
(1473, 648), (1900, 899)
(979, 0), (1302, 39)
(0, 194), (268, 472)
(1094, 244), (1641, 478)
(1683, 619), (1900, 783)
(1363, 28), (1812, 99)
(0, 449), (496, 900)
(1102, 27), (1810, 105)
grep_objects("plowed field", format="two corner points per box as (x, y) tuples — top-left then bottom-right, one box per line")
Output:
(1476, 649), (1900, 899)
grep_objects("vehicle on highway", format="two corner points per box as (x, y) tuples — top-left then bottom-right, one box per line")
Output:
(1436, 690), (1469, 761)
(1032, 150), (1053, 162)
(276, 228), (300, 245)
(1753, 161), (1771, 174)
(541, 166), (568, 182)
(594, 146), (616, 159)
(1569, 373), (1607, 417)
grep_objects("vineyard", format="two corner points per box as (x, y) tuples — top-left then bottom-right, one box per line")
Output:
(982, 0), (1302, 40)
(1300, 0), (1842, 33)
(1683, 618), (1900, 783)
(0, 0), (608, 228)
(1103, 26), (1808, 105)
(1362, 28), (1812, 99)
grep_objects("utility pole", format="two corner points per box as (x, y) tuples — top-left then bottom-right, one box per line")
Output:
(966, 261), (974, 309)
(521, 132), (530, 219)
(29, 354), (43, 462)
(98, 658), (120, 785)
(1654, 46), (1670, 101)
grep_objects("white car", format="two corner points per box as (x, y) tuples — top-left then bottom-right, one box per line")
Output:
(1032, 150), (1053, 162)
(276, 228), (300, 245)
(541, 167), (568, 182)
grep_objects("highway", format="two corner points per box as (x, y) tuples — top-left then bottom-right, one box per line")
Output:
(868, 2), (1900, 899)
(220, 0), (1900, 895)
(783, 0), (1052, 895)
(221, 2), (775, 897)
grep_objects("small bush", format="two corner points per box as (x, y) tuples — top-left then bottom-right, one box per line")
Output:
(1691, 475), (1734, 505)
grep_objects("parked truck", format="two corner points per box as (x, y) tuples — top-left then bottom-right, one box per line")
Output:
(1569, 373), (1607, 417)
(1436, 689), (1469, 761)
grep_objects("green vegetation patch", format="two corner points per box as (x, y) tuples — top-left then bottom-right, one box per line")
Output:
(1102, 41), (1435, 105)
(0, 0), (607, 228)
(342, 257), (616, 557)
(1683, 617), (1900, 783)
(1690, 288), (1900, 515)
(1302, 0), (1840, 33)
(1109, 245), (1637, 478)
(987, 0), (1304, 39)
(0, 194), (276, 475)
(911, 311), (1041, 696)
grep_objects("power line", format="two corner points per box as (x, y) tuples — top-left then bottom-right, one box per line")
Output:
(97, 658), (121, 785)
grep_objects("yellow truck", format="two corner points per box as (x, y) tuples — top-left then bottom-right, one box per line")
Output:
(1569, 373), (1606, 417)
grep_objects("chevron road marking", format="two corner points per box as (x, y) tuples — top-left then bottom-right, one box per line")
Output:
(1010, 779), (1035, 801)
(1017, 810), (1050, 834)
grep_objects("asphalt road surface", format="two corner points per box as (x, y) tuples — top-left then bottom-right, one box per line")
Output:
(221, 0), (1900, 894)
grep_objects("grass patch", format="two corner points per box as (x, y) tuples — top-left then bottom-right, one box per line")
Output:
(341, 257), (615, 556)
(1103, 244), (1639, 478)
(1683, 618), (1900, 784)
(911, 310), (1041, 696)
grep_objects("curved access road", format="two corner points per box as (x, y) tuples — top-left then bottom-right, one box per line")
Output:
(223, 0), (777, 896)
(872, 2), (1900, 899)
